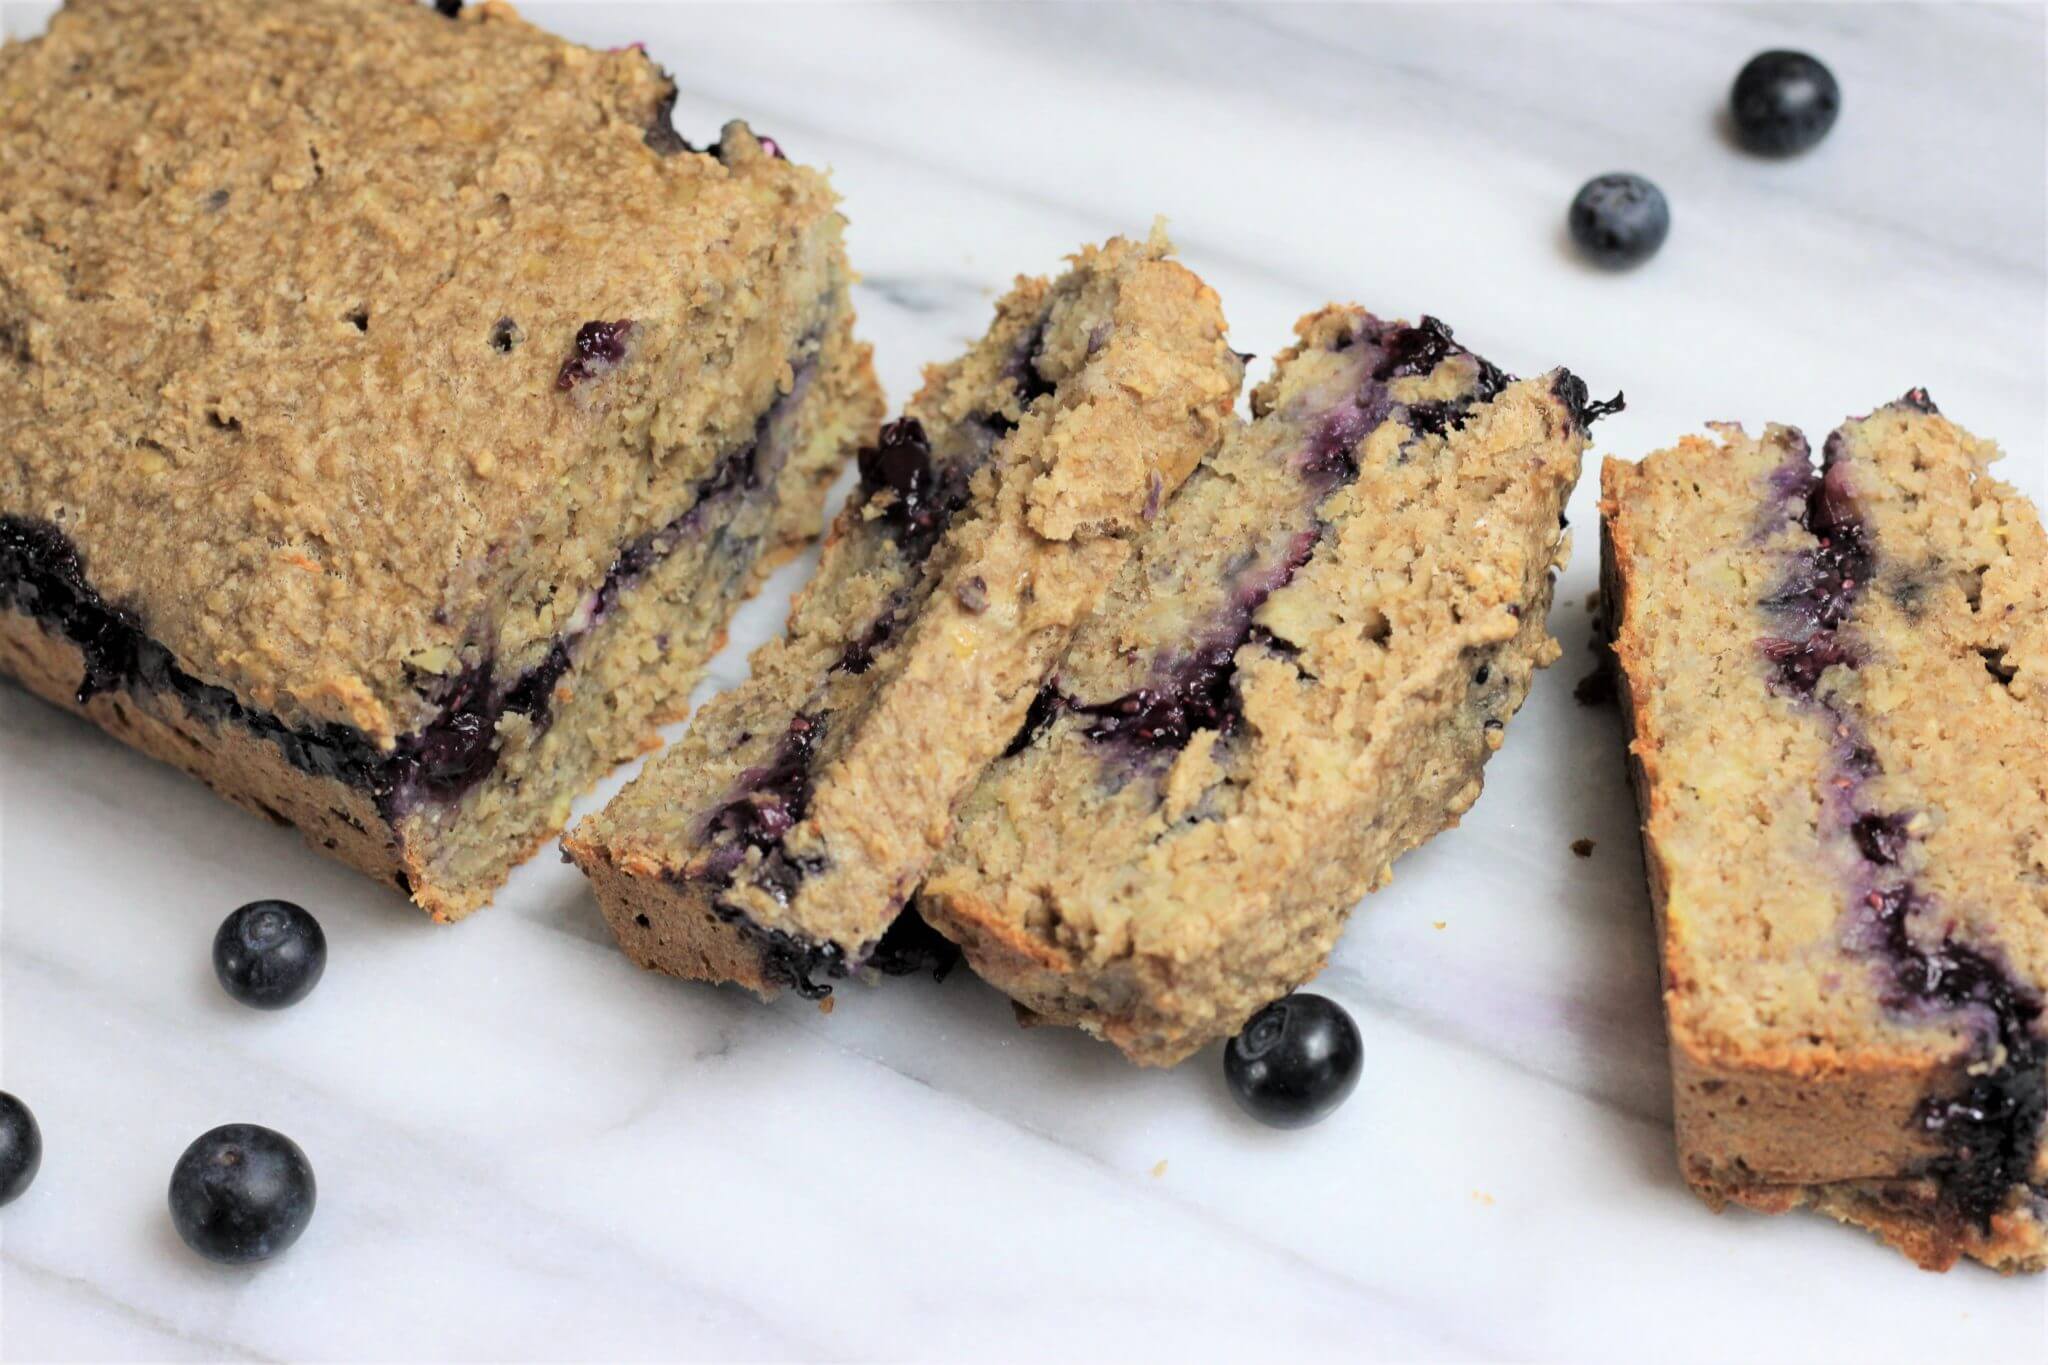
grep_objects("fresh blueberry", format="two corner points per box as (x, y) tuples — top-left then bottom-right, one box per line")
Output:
(1730, 51), (1840, 156)
(1224, 993), (1363, 1129)
(168, 1124), (316, 1264)
(0, 1092), (40, 1207)
(1568, 173), (1670, 269)
(213, 900), (326, 1009)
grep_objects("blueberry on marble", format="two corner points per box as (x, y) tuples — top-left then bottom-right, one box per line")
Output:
(0, 1092), (41, 1207)
(213, 900), (327, 1009)
(1568, 174), (1670, 269)
(1730, 51), (1840, 156)
(1224, 993), (1362, 1129)
(168, 1124), (316, 1264)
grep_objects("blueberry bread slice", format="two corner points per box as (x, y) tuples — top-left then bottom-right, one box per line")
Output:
(0, 0), (882, 918)
(918, 308), (1602, 1065)
(566, 231), (1243, 998)
(1601, 396), (2048, 1272)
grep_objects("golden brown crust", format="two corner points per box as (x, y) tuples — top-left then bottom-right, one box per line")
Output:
(0, 600), (412, 895)
(569, 840), (782, 996)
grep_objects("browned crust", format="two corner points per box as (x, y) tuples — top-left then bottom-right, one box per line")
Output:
(563, 836), (780, 997)
(1597, 455), (2044, 1275)
(0, 600), (419, 899)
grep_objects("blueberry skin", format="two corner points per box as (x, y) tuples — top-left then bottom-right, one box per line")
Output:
(1224, 993), (1363, 1129)
(1731, 51), (1840, 156)
(1568, 174), (1670, 269)
(168, 1124), (316, 1264)
(213, 900), (326, 1009)
(0, 1092), (41, 1207)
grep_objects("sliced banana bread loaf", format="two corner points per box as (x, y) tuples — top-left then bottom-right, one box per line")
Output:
(1601, 396), (2048, 1272)
(565, 232), (1243, 998)
(0, 0), (882, 918)
(917, 307), (1603, 1064)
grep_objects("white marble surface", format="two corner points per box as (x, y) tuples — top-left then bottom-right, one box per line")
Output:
(3, 1), (2045, 1358)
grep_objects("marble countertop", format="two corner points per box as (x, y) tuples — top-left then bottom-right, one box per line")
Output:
(3, 2), (2044, 1358)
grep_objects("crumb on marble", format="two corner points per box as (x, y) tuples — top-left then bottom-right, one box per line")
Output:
(1574, 665), (1617, 706)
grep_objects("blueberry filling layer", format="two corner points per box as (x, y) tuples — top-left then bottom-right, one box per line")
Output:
(676, 328), (1058, 993)
(0, 355), (816, 824)
(1756, 411), (2046, 1231)
(1014, 314), (1521, 762)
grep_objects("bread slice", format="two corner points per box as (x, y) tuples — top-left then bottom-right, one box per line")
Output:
(565, 232), (1244, 997)
(919, 307), (1600, 1064)
(1601, 394), (2048, 1272)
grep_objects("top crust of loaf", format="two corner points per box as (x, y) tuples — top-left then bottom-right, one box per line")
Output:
(1, 0), (850, 741)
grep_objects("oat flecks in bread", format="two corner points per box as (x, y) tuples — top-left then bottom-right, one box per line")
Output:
(919, 307), (1598, 1065)
(0, 0), (883, 916)
(566, 231), (1245, 998)
(1601, 394), (2048, 1273)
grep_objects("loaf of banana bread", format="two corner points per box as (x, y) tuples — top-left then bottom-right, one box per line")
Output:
(0, 0), (881, 918)
(1602, 395), (2047, 1272)
(565, 231), (1243, 998)
(919, 307), (1604, 1064)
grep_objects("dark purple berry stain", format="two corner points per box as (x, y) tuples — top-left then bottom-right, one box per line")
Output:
(1551, 371), (1626, 432)
(1072, 640), (1243, 750)
(696, 712), (826, 882)
(1758, 447), (1873, 695)
(1755, 429), (2046, 1233)
(0, 356), (816, 825)
(833, 599), (902, 677)
(856, 417), (961, 564)
(1004, 682), (1063, 758)
(831, 330), (1057, 677)
(1012, 314), (1534, 765)
(675, 329), (1062, 994)
(556, 320), (634, 391)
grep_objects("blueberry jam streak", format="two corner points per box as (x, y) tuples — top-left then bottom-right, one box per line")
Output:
(1015, 313), (1509, 763)
(695, 713), (826, 886)
(1758, 439), (2046, 1231)
(681, 329), (1058, 993)
(556, 320), (635, 391)
(830, 331), (1054, 676)
(0, 358), (813, 823)
(1067, 528), (1321, 752)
